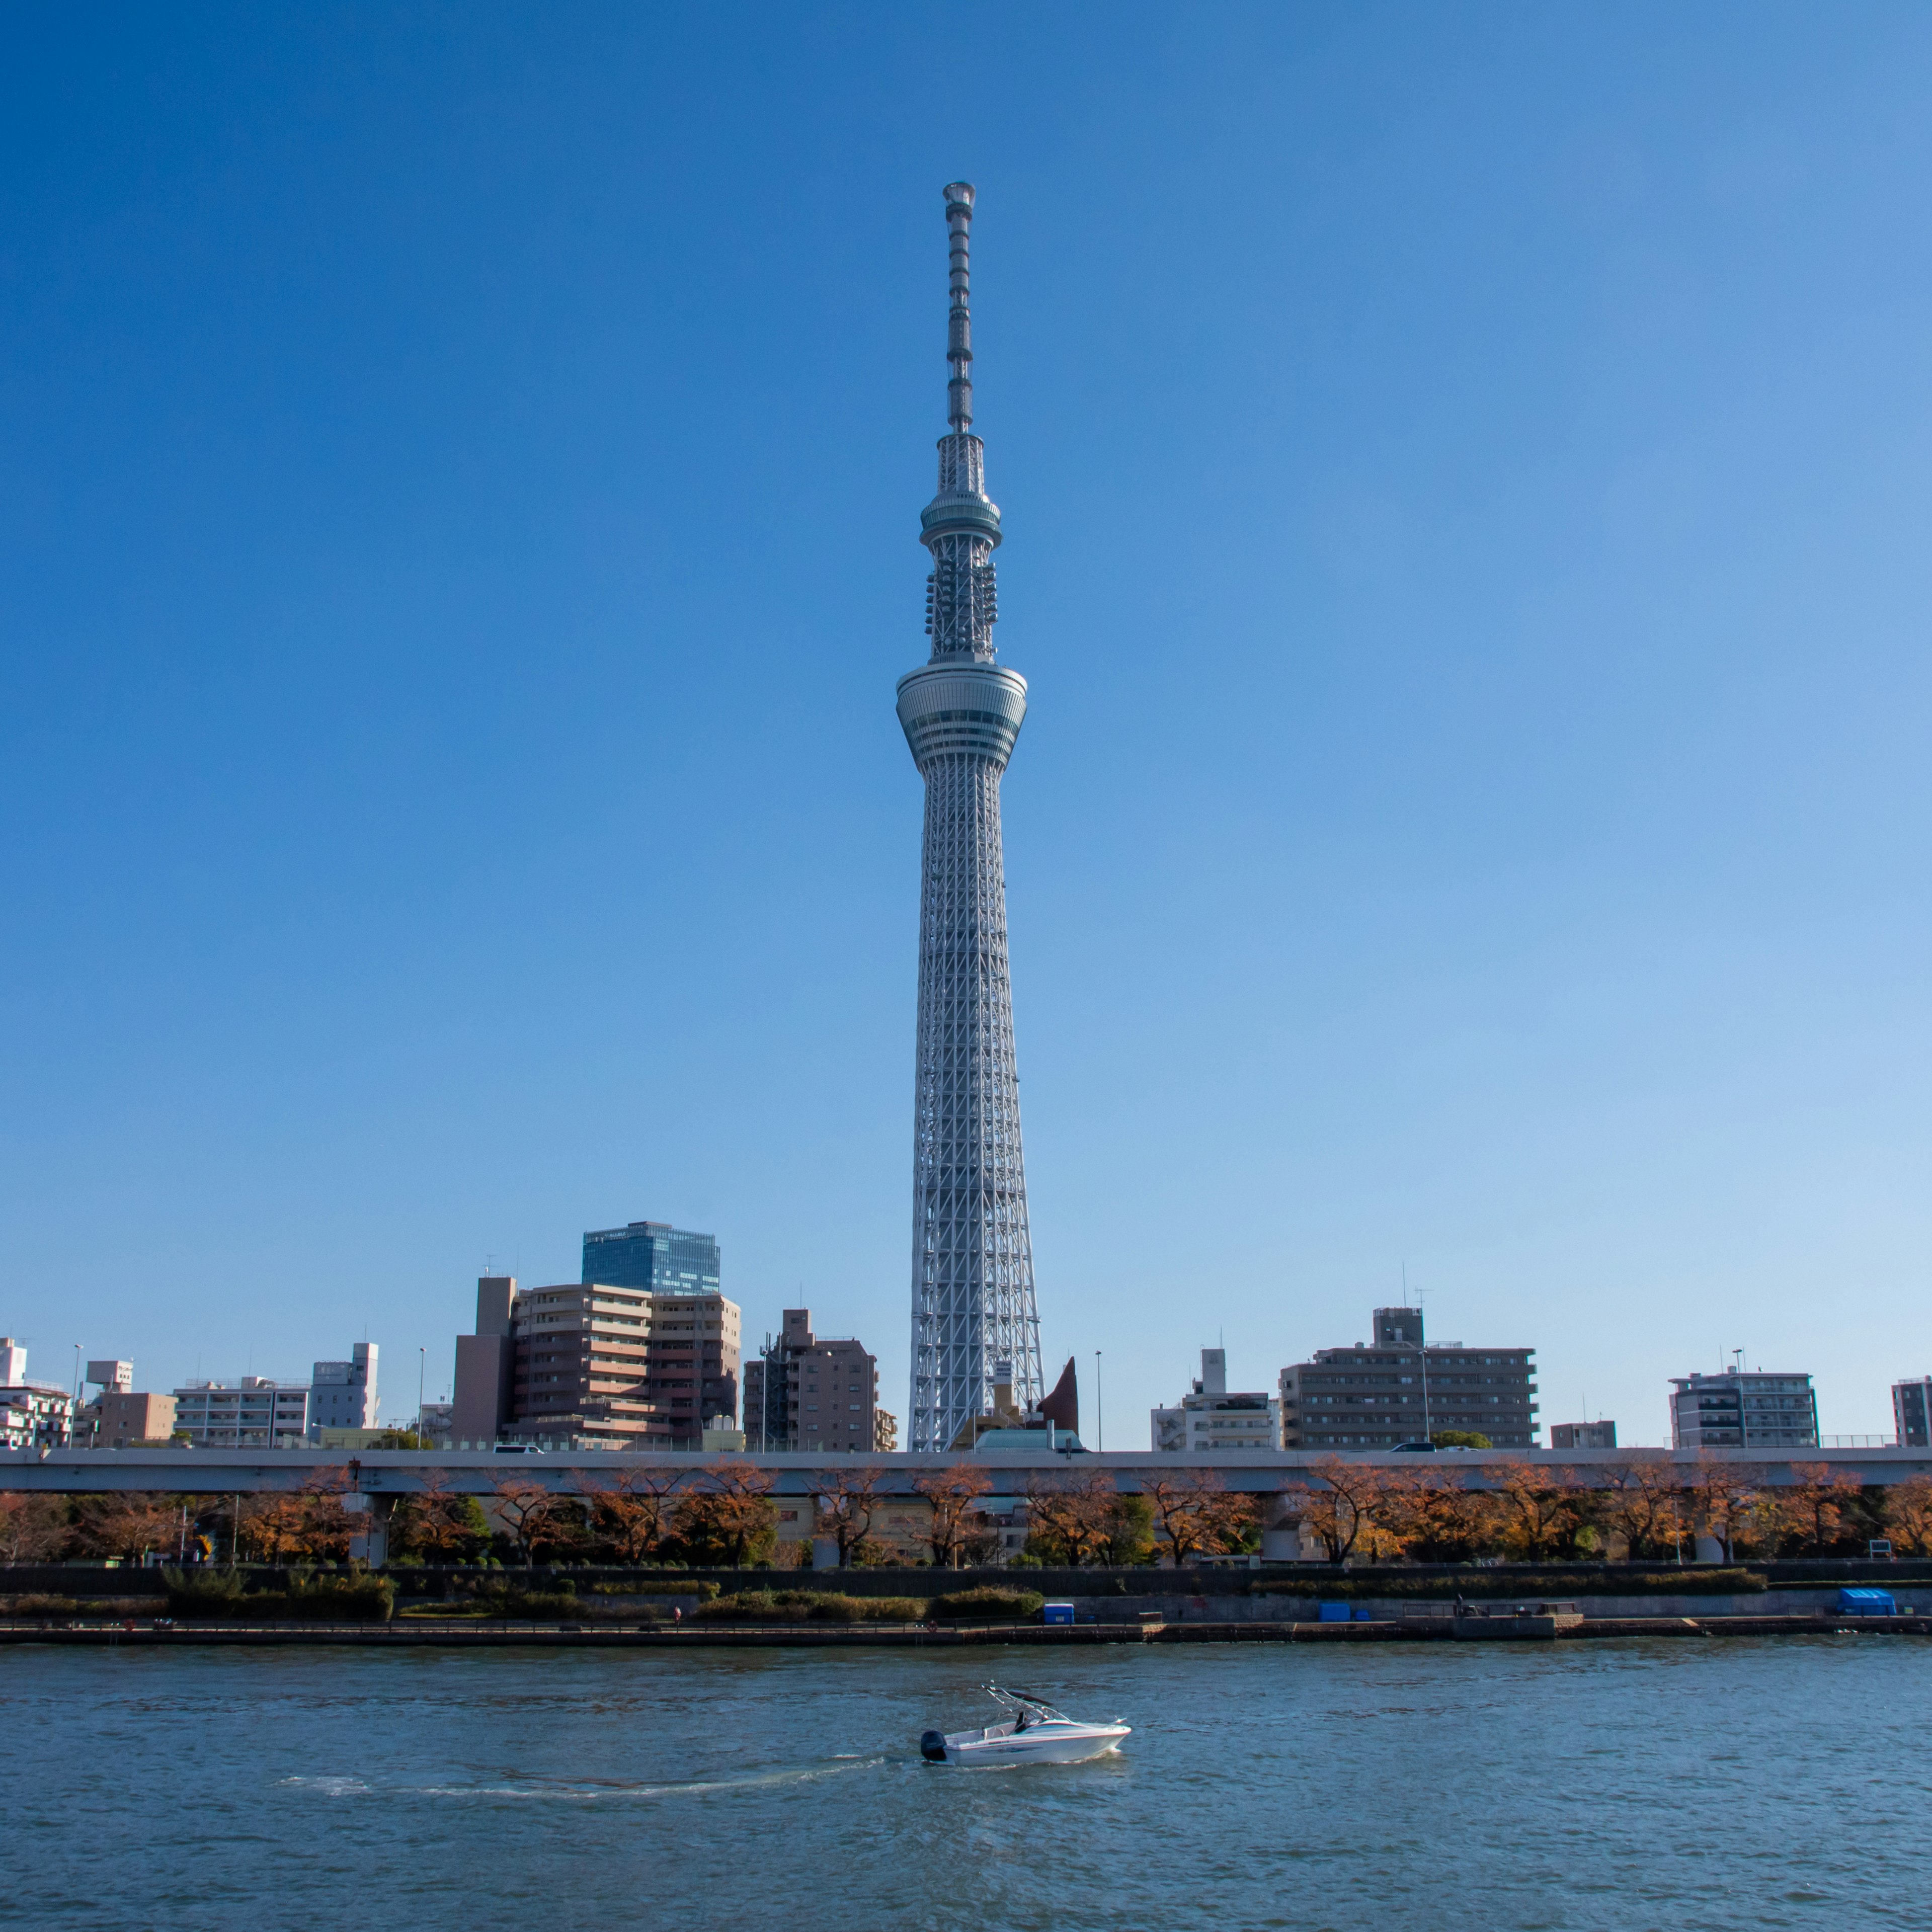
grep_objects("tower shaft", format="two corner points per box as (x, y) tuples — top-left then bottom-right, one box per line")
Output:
(899, 183), (1043, 1452)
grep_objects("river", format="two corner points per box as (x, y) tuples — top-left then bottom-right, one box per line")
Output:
(5, 1636), (1927, 1928)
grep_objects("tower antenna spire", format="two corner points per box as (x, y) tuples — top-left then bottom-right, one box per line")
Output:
(943, 181), (975, 432)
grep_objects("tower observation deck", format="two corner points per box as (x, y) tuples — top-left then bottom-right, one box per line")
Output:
(899, 182), (1044, 1453)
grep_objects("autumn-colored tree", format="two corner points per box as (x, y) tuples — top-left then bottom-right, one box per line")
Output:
(1281, 1457), (1398, 1564)
(583, 1465), (687, 1564)
(1370, 1469), (1498, 1562)
(1686, 1455), (1758, 1562)
(674, 1459), (777, 1568)
(817, 1464), (889, 1566)
(1484, 1461), (1588, 1561)
(392, 1471), (491, 1562)
(1883, 1474), (1932, 1556)
(1142, 1469), (1258, 1567)
(1593, 1457), (1690, 1562)
(1024, 1472), (1121, 1566)
(1775, 1463), (1867, 1557)
(489, 1474), (565, 1566)
(911, 1463), (993, 1569)
(0, 1492), (70, 1564)
(71, 1491), (191, 1564)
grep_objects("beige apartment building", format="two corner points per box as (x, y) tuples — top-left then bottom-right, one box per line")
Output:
(452, 1275), (742, 1450)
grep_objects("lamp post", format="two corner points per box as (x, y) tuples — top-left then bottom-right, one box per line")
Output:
(418, 1347), (426, 1436)
(1094, 1350), (1103, 1453)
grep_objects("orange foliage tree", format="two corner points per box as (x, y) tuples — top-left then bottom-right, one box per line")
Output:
(911, 1463), (993, 1569)
(1776, 1463), (1867, 1556)
(0, 1492), (70, 1563)
(1483, 1461), (1587, 1561)
(1686, 1455), (1759, 1562)
(674, 1459), (777, 1567)
(582, 1465), (687, 1565)
(1280, 1457), (1399, 1564)
(1024, 1471), (1125, 1567)
(1592, 1457), (1689, 1562)
(1142, 1469), (1258, 1567)
(1883, 1474), (1932, 1556)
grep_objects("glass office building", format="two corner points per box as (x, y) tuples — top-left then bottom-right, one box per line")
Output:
(582, 1220), (721, 1296)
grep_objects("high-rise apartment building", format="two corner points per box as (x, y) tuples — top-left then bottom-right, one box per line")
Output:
(1277, 1307), (1539, 1449)
(451, 1273), (741, 1450)
(900, 185), (1044, 1452)
(581, 1220), (720, 1297)
(309, 1342), (378, 1435)
(1894, 1377), (1932, 1450)
(1151, 1348), (1283, 1452)
(1669, 1371), (1818, 1450)
(743, 1309), (881, 1454)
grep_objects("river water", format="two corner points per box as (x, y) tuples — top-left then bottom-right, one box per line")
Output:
(5, 1636), (1928, 1929)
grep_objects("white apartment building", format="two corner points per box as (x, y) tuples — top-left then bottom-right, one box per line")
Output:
(0, 1339), (75, 1450)
(1669, 1370), (1818, 1450)
(1151, 1348), (1283, 1452)
(172, 1377), (311, 1448)
(309, 1342), (378, 1436)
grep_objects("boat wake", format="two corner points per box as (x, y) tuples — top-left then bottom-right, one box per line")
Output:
(282, 1759), (886, 1804)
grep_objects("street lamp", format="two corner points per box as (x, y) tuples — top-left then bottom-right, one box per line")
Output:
(1094, 1350), (1103, 1453)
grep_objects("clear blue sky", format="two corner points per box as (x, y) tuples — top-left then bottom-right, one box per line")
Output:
(4, 5), (1929, 1444)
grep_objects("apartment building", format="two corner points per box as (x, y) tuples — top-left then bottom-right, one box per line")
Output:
(1669, 1371), (1818, 1450)
(742, 1309), (881, 1454)
(309, 1343), (378, 1435)
(1277, 1306), (1538, 1449)
(1151, 1348), (1283, 1452)
(0, 1339), (75, 1449)
(451, 1274), (742, 1450)
(1893, 1378), (1931, 1450)
(172, 1377), (310, 1448)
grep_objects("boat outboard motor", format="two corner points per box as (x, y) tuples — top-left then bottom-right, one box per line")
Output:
(920, 1730), (949, 1762)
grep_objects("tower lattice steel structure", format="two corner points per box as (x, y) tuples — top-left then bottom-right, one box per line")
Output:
(899, 182), (1044, 1452)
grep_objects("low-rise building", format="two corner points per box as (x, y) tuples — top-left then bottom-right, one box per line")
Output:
(73, 1390), (179, 1448)
(1893, 1378), (1931, 1450)
(1550, 1420), (1617, 1450)
(0, 1339), (75, 1449)
(1277, 1307), (1538, 1449)
(172, 1377), (310, 1448)
(1669, 1371), (1818, 1450)
(1151, 1348), (1282, 1452)
(742, 1309), (879, 1454)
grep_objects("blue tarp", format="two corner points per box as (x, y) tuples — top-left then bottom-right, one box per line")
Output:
(1318, 1601), (1351, 1622)
(1837, 1587), (1897, 1615)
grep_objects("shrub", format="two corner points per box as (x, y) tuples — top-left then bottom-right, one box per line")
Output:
(481, 1590), (581, 1620)
(11, 1594), (78, 1616)
(164, 1569), (248, 1615)
(587, 1579), (720, 1599)
(282, 1574), (394, 1622)
(695, 1589), (929, 1624)
(928, 1586), (1045, 1623)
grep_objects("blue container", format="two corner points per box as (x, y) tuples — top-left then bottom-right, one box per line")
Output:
(1318, 1601), (1351, 1622)
(1041, 1600), (1075, 1626)
(1837, 1587), (1897, 1616)
(1353, 1608), (1373, 1622)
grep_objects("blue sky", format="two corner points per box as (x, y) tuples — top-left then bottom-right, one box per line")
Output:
(4, 5), (1929, 1443)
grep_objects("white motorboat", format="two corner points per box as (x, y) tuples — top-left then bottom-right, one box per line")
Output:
(921, 1685), (1131, 1767)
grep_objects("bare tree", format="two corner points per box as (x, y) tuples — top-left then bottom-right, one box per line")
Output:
(911, 1463), (992, 1569)
(817, 1464), (888, 1566)
(488, 1474), (561, 1566)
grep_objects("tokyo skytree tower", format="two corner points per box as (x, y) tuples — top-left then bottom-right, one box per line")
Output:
(898, 182), (1044, 1452)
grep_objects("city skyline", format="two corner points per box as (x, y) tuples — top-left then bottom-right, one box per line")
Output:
(4, 10), (1931, 1444)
